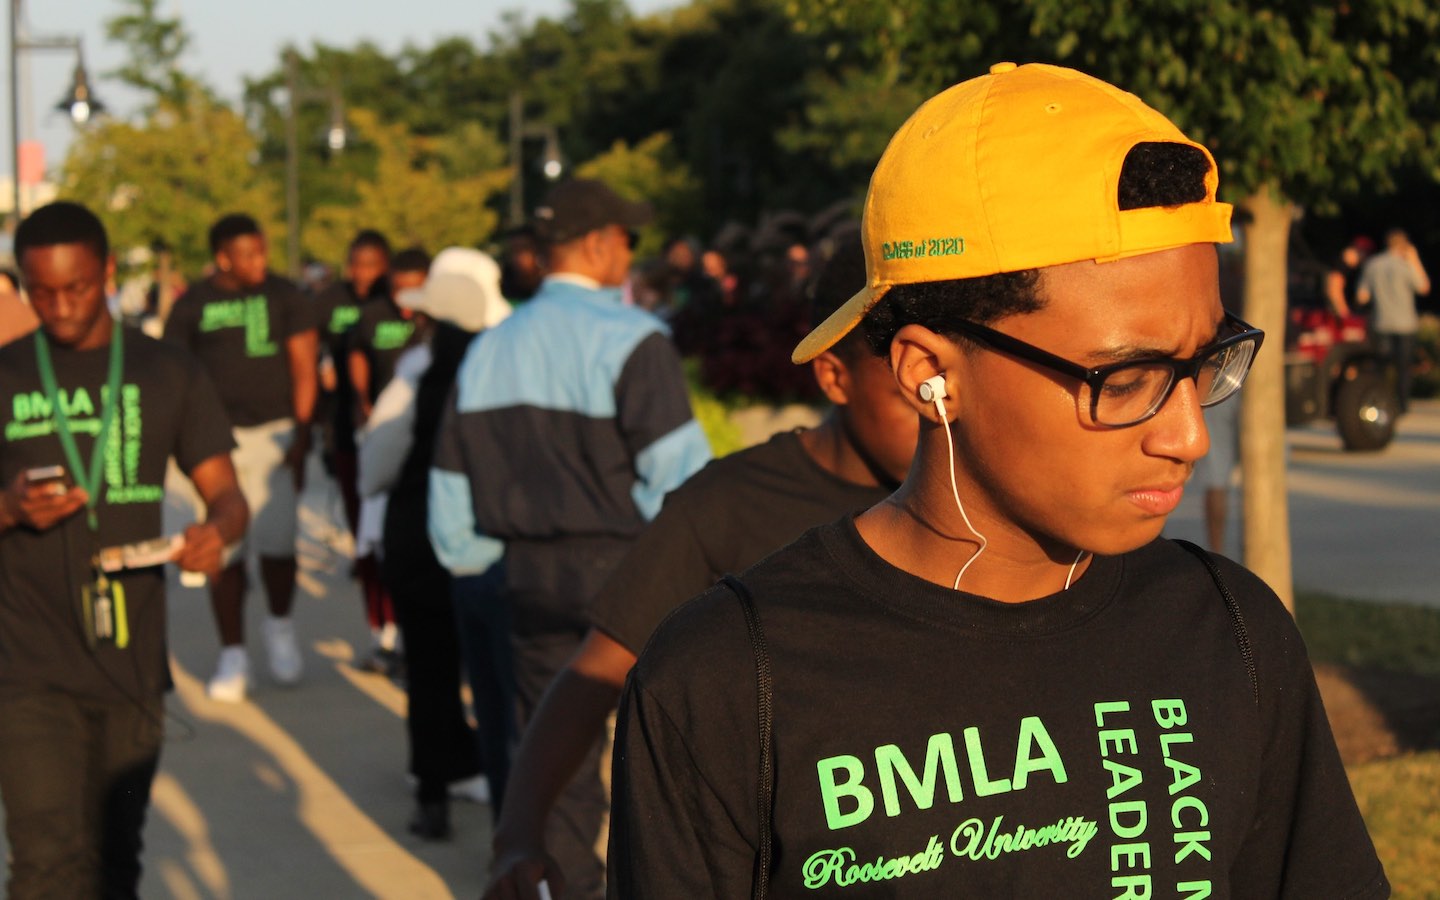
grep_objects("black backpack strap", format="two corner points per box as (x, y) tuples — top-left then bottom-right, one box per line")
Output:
(720, 574), (774, 900)
(1174, 539), (1259, 707)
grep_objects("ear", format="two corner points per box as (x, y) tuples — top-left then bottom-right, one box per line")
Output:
(890, 323), (963, 423)
(810, 351), (852, 406)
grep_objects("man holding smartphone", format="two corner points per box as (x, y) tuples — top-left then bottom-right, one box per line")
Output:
(0, 202), (247, 898)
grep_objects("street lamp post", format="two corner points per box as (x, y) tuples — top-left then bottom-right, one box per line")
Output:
(283, 48), (346, 279)
(8, 0), (105, 220)
(508, 91), (563, 227)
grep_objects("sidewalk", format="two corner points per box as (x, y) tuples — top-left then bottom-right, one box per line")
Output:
(1166, 397), (1440, 606)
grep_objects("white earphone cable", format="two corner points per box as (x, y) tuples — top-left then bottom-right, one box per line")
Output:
(938, 401), (988, 590)
(1064, 550), (1087, 590)
(937, 397), (1086, 593)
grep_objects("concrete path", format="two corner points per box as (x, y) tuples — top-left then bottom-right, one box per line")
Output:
(2, 399), (1436, 899)
(1167, 397), (1440, 606)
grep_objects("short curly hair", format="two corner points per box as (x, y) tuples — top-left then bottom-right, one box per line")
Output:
(14, 201), (109, 265)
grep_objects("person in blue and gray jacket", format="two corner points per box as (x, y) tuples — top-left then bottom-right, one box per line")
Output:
(428, 177), (711, 899)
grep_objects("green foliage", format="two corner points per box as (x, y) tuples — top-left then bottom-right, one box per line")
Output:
(574, 133), (700, 254)
(776, 67), (926, 178)
(60, 99), (280, 275)
(1295, 590), (1440, 677)
(303, 110), (510, 264)
(688, 387), (747, 459)
(103, 0), (206, 108)
(783, 0), (1440, 212)
(683, 359), (747, 457)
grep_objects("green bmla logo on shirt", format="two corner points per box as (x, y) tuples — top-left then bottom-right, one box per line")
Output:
(328, 305), (362, 335)
(373, 320), (415, 351)
(199, 296), (279, 358)
(3, 383), (163, 504)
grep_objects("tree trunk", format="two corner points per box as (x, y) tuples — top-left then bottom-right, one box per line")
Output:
(1238, 187), (1294, 612)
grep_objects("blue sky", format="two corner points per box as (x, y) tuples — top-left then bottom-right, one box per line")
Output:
(10, 0), (678, 174)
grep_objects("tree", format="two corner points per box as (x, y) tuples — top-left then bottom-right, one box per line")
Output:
(103, 0), (207, 108)
(61, 101), (280, 274)
(302, 110), (510, 264)
(574, 132), (701, 254)
(787, 0), (1440, 609)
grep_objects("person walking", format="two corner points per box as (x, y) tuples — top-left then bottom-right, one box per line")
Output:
(361, 247), (512, 839)
(0, 202), (246, 897)
(163, 213), (319, 701)
(430, 177), (712, 898)
(485, 235), (920, 898)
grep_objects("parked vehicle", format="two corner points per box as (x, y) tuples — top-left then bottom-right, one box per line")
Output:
(1285, 306), (1398, 451)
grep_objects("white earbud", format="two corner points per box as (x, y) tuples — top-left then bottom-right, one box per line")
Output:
(917, 375), (948, 409)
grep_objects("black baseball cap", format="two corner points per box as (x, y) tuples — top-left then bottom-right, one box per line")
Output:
(532, 178), (654, 244)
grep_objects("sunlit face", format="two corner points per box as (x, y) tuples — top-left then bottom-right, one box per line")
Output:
(946, 243), (1222, 557)
(666, 241), (695, 273)
(216, 234), (269, 289)
(702, 250), (728, 280)
(348, 245), (390, 297)
(839, 350), (920, 484)
(21, 242), (113, 349)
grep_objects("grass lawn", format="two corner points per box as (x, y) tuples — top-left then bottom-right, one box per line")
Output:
(1297, 591), (1440, 898)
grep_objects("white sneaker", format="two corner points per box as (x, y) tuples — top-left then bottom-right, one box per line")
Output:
(207, 647), (251, 703)
(263, 616), (304, 685)
(449, 774), (492, 805)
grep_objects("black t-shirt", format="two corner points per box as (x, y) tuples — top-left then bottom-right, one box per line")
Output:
(1333, 257), (1364, 314)
(591, 430), (888, 655)
(313, 280), (384, 453)
(163, 273), (314, 427)
(0, 328), (234, 703)
(612, 521), (1389, 899)
(350, 298), (417, 404)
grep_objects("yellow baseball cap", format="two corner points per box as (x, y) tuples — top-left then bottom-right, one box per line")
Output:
(793, 62), (1234, 364)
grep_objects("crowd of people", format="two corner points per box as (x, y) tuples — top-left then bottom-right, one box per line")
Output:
(0, 61), (1398, 900)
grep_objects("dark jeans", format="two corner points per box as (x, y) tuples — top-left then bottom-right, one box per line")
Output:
(451, 566), (519, 816)
(1376, 331), (1417, 412)
(0, 688), (162, 899)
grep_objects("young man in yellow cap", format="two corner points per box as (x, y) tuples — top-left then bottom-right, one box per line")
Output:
(609, 63), (1387, 897)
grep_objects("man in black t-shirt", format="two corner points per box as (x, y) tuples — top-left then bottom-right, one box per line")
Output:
(611, 64), (1388, 898)
(485, 238), (919, 897)
(312, 231), (410, 675)
(164, 213), (319, 702)
(0, 202), (246, 898)
(349, 246), (427, 426)
(313, 228), (391, 497)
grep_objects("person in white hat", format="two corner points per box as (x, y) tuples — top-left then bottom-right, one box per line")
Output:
(359, 246), (511, 840)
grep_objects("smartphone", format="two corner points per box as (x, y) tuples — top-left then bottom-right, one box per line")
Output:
(24, 465), (70, 495)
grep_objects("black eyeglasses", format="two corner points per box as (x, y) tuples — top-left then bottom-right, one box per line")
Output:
(951, 311), (1265, 427)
